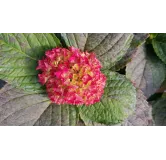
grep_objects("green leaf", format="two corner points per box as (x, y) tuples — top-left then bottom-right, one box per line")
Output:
(79, 71), (136, 125)
(111, 33), (149, 71)
(152, 33), (166, 64)
(149, 33), (158, 39)
(60, 33), (133, 70)
(80, 90), (152, 126)
(152, 97), (166, 126)
(78, 113), (107, 126)
(59, 33), (88, 51)
(0, 84), (50, 126)
(126, 45), (166, 98)
(0, 33), (61, 93)
(34, 104), (79, 126)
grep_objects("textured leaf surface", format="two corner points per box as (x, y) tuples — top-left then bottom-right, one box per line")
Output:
(79, 72), (136, 125)
(152, 98), (166, 126)
(122, 90), (153, 126)
(0, 84), (50, 126)
(126, 45), (166, 98)
(34, 104), (79, 126)
(60, 33), (133, 70)
(0, 33), (61, 93)
(59, 33), (88, 51)
(152, 33), (166, 64)
(80, 90), (153, 126)
(78, 114), (106, 126)
(111, 33), (149, 71)
(0, 84), (79, 126)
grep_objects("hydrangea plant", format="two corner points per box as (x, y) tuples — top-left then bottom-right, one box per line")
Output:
(0, 33), (165, 126)
(36, 47), (106, 105)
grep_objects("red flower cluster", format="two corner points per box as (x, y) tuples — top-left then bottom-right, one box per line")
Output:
(36, 47), (106, 105)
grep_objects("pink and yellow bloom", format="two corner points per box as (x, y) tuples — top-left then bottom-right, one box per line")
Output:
(36, 47), (106, 106)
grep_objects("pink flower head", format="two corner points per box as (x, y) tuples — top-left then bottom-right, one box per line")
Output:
(36, 47), (106, 106)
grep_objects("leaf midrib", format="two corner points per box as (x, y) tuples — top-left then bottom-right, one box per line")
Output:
(0, 40), (37, 61)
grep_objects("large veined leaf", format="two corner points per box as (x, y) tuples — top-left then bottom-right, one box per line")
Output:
(126, 45), (166, 98)
(122, 90), (153, 126)
(58, 33), (88, 51)
(0, 33), (61, 93)
(34, 104), (79, 126)
(111, 33), (149, 71)
(79, 89), (152, 126)
(152, 97), (166, 126)
(152, 33), (166, 64)
(0, 84), (50, 125)
(77, 113), (107, 126)
(0, 84), (79, 126)
(79, 72), (136, 125)
(59, 33), (134, 70)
